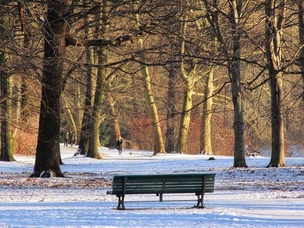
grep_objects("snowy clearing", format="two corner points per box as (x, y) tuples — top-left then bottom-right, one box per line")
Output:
(0, 145), (304, 227)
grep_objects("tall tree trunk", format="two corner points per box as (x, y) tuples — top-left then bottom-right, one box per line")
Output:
(203, 0), (247, 167)
(200, 68), (214, 155)
(298, 0), (304, 101)
(230, 0), (247, 167)
(265, 0), (286, 167)
(87, 1), (109, 159)
(135, 13), (166, 155)
(32, 0), (72, 177)
(77, 5), (95, 156)
(87, 48), (104, 159)
(175, 10), (195, 155)
(77, 48), (94, 155)
(165, 48), (178, 153)
(0, 0), (15, 162)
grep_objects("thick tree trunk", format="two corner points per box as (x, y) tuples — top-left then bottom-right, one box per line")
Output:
(203, 0), (247, 167)
(0, 1), (15, 162)
(32, 1), (72, 177)
(77, 9), (95, 155)
(230, 66), (247, 167)
(230, 0), (247, 167)
(265, 0), (286, 167)
(87, 48), (104, 159)
(298, 1), (304, 100)
(0, 72), (15, 162)
(200, 68), (214, 155)
(165, 58), (178, 153)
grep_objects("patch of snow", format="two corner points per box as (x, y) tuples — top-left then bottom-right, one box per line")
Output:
(0, 144), (304, 227)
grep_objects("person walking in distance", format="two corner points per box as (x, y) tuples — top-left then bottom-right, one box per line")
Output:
(116, 135), (123, 155)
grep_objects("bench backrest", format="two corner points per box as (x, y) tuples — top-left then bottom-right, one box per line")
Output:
(111, 173), (215, 195)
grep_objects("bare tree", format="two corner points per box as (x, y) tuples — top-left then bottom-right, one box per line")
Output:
(265, 0), (286, 167)
(298, 0), (304, 100)
(31, 0), (73, 177)
(204, 0), (247, 167)
(0, 0), (16, 161)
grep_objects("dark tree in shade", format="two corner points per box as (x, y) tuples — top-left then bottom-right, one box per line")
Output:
(31, 0), (72, 177)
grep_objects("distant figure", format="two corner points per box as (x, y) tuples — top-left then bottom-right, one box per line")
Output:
(116, 135), (123, 155)
(64, 130), (69, 147)
(69, 131), (75, 147)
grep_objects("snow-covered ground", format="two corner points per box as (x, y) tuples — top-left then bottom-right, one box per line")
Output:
(0, 145), (304, 228)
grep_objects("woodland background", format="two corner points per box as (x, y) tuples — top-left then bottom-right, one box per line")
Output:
(1, 0), (304, 162)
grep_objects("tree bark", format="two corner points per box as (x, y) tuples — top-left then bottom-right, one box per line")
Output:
(165, 47), (178, 153)
(175, 80), (193, 154)
(265, 0), (286, 167)
(175, 10), (194, 155)
(135, 12), (166, 155)
(87, 48), (104, 159)
(200, 68), (214, 155)
(230, 0), (247, 168)
(32, 0), (72, 177)
(106, 92), (121, 148)
(298, 0), (304, 101)
(0, 0), (15, 162)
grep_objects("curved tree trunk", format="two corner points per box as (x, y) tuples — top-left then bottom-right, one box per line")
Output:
(32, 1), (72, 177)
(135, 13), (165, 155)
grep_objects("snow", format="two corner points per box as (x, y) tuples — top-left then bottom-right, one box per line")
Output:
(1, 145), (304, 227)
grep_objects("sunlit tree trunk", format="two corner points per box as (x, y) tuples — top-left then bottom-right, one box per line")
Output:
(106, 92), (121, 147)
(298, 0), (304, 101)
(135, 13), (166, 155)
(175, 80), (193, 154)
(87, 48), (104, 159)
(229, 0), (247, 167)
(200, 68), (214, 155)
(265, 0), (286, 167)
(203, 0), (247, 167)
(0, 68), (15, 162)
(0, 0), (15, 162)
(175, 10), (195, 154)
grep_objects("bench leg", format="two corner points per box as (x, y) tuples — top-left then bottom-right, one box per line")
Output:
(117, 195), (125, 210)
(196, 193), (205, 208)
(156, 193), (163, 202)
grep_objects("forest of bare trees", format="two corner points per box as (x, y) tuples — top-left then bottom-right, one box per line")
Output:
(0, 0), (304, 176)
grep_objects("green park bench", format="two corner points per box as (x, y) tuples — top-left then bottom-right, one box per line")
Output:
(106, 173), (216, 210)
